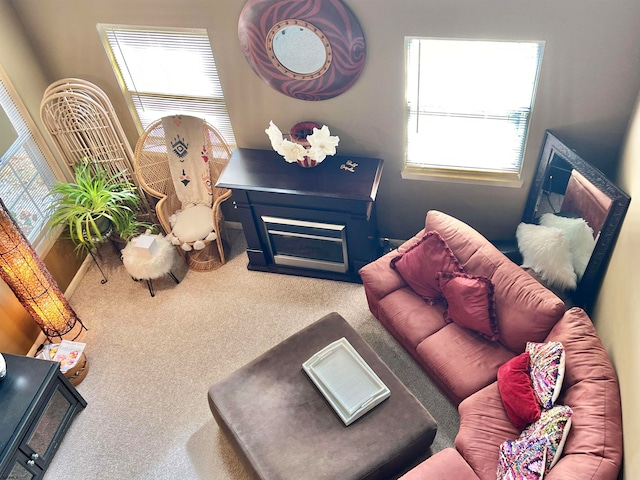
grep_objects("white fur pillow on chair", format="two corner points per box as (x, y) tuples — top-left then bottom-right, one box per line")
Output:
(538, 213), (595, 280)
(516, 223), (577, 291)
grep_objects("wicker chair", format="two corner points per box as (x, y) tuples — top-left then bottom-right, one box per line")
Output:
(133, 117), (232, 271)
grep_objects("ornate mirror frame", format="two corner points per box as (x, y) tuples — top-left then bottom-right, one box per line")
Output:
(522, 130), (631, 313)
(238, 0), (366, 101)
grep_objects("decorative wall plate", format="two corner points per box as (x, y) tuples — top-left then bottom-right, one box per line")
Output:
(238, 0), (366, 101)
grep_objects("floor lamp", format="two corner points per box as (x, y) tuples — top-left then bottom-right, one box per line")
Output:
(0, 198), (86, 342)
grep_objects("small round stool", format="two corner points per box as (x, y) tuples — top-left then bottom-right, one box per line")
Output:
(121, 232), (180, 297)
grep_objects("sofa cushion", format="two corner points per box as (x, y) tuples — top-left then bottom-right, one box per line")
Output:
(426, 210), (566, 353)
(456, 382), (521, 480)
(416, 323), (515, 405)
(390, 231), (464, 304)
(527, 341), (566, 409)
(399, 448), (480, 480)
(543, 308), (623, 479)
(437, 271), (499, 341)
(377, 287), (448, 350)
(497, 352), (541, 430)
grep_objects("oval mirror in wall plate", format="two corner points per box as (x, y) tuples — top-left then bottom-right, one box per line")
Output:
(238, 0), (366, 101)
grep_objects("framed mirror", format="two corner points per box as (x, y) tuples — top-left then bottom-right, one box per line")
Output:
(522, 130), (631, 313)
(238, 0), (366, 101)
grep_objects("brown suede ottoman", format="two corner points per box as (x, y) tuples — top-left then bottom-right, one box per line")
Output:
(208, 312), (437, 480)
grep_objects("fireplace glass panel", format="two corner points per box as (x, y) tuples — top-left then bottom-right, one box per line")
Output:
(262, 216), (348, 273)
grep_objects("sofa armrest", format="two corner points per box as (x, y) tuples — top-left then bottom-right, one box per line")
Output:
(359, 228), (426, 301)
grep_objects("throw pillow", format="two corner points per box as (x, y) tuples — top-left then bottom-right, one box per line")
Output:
(169, 204), (217, 250)
(496, 435), (549, 480)
(521, 405), (573, 472)
(496, 405), (573, 479)
(390, 231), (463, 304)
(527, 341), (566, 409)
(516, 222), (577, 291)
(538, 213), (596, 280)
(436, 271), (499, 341)
(497, 352), (542, 430)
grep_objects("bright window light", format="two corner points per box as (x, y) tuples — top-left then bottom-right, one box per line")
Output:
(0, 67), (58, 246)
(405, 38), (544, 182)
(99, 25), (236, 146)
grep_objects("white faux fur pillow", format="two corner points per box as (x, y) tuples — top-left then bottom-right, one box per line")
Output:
(538, 213), (596, 280)
(516, 223), (577, 291)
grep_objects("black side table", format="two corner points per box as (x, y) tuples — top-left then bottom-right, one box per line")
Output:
(0, 353), (87, 479)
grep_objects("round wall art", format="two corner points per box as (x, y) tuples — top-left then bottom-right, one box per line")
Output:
(238, 0), (366, 101)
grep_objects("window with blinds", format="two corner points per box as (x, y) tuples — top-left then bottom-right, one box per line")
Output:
(0, 67), (59, 246)
(98, 25), (237, 147)
(404, 38), (544, 184)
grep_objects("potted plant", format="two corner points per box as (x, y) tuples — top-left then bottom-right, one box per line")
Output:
(48, 161), (150, 254)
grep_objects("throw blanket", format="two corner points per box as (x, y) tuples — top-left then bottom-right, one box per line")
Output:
(162, 115), (216, 250)
(162, 115), (213, 208)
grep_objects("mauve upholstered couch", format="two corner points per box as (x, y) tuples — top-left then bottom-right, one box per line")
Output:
(359, 210), (623, 479)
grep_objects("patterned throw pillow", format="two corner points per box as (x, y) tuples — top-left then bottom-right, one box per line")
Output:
(496, 435), (548, 479)
(436, 271), (499, 341)
(496, 405), (573, 479)
(390, 231), (463, 304)
(521, 405), (573, 472)
(527, 341), (566, 409)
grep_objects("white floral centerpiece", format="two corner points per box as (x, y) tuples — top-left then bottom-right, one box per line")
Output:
(265, 121), (340, 168)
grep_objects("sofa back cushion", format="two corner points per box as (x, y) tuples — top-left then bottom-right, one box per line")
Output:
(425, 211), (566, 352)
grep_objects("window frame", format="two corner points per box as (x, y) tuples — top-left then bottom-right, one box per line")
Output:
(0, 64), (65, 255)
(403, 36), (545, 187)
(97, 24), (236, 146)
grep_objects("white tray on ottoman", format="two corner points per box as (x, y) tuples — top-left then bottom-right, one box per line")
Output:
(303, 337), (390, 426)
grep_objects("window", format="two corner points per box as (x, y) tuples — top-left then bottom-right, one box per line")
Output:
(98, 25), (236, 146)
(0, 65), (60, 248)
(405, 38), (544, 184)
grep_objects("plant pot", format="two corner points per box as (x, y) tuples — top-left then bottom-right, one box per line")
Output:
(82, 216), (113, 244)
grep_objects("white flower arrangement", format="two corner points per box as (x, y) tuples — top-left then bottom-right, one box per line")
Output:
(265, 121), (340, 165)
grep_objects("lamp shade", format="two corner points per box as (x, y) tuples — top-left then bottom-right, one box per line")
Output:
(0, 199), (84, 339)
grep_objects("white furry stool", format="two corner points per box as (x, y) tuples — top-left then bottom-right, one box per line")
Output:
(121, 232), (180, 297)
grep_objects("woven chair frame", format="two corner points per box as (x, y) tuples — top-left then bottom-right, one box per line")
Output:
(40, 78), (150, 212)
(134, 117), (232, 269)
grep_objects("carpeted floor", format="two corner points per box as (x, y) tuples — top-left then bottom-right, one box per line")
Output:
(45, 228), (459, 479)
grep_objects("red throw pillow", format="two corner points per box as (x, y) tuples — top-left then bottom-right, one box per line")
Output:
(436, 271), (499, 341)
(497, 352), (542, 430)
(390, 231), (463, 304)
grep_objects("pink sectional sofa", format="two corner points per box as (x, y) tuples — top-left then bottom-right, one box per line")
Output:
(359, 210), (623, 479)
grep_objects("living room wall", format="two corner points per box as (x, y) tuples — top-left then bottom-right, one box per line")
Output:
(10, 0), (640, 241)
(0, 0), (81, 354)
(594, 92), (640, 477)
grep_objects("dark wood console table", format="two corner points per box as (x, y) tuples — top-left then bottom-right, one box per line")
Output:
(217, 148), (383, 282)
(0, 353), (86, 479)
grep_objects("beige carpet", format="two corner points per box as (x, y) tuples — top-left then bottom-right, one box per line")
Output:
(45, 228), (459, 480)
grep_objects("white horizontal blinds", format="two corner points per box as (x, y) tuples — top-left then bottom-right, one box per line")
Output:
(103, 26), (237, 146)
(0, 78), (57, 242)
(406, 38), (543, 174)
